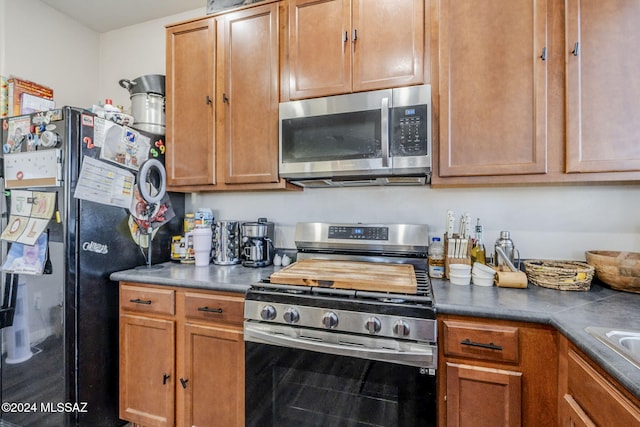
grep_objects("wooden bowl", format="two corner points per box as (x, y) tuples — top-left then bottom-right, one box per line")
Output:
(585, 251), (640, 294)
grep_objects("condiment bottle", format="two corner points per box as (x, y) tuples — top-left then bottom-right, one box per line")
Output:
(428, 237), (445, 279)
(471, 219), (486, 264)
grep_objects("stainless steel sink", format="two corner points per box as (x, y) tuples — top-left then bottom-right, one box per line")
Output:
(586, 327), (640, 369)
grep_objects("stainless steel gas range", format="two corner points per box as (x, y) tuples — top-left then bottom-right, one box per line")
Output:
(244, 222), (437, 427)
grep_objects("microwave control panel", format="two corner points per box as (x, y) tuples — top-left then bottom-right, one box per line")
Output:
(390, 104), (428, 156)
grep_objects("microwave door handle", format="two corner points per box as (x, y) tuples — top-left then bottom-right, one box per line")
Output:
(381, 97), (390, 168)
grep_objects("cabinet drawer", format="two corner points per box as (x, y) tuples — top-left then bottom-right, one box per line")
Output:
(568, 349), (640, 426)
(184, 292), (244, 326)
(120, 284), (175, 316)
(443, 320), (519, 363)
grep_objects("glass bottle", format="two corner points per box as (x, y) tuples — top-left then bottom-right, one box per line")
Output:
(471, 219), (486, 265)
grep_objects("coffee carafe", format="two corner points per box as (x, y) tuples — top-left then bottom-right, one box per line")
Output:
(212, 220), (241, 265)
(241, 218), (275, 267)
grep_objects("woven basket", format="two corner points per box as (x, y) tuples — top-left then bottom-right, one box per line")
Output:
(524, 260), (595, 291)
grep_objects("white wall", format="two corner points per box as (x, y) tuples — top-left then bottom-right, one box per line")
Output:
(98, 9), (205, 110)
(190, 184), (640, 261)
(0, 0), (99, 109)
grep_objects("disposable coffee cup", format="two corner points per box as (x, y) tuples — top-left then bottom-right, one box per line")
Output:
(192, 226), (212, 267)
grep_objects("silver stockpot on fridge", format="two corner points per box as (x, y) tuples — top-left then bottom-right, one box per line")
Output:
(212, 220), (241, 265)
(119, 74), (166, 134)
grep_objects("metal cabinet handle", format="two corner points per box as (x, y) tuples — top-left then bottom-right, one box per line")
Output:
(129, 298), (152, 305)
(163, 373), (171, 385)
(352, 29), (358, 42)
(222, 93), (229, 103)
(206, 95), (212, 105)
(197, 306), (223, 314)
(180, 378), (189, 389)
(540, 47), (547, 61)
(460, 338), (503, 351)
(571, 42), (580, 57)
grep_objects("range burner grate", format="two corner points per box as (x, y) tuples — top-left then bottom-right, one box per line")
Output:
(254, 269), (434, 307)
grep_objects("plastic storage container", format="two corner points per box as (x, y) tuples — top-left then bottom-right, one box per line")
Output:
(428, 237), (445, 279)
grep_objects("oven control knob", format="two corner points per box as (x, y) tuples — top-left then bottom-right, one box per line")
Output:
(260, 305), (277, 321)
(322, 311), (339, 329)
(393, 320), (411, 337)
(365, 317), (382, 334)
(283, 308), (300, 324)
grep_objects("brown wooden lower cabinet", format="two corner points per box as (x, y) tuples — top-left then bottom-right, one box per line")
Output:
(119, 282), (244, 427)
(437, 315), (558, 427)
(446, 362), (522, 427)
(559, 335), (640, 427)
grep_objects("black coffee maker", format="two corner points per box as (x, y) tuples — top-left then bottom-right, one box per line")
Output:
(241, 218), (275, 267)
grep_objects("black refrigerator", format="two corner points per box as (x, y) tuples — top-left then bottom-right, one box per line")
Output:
(0, 107), (184, 426)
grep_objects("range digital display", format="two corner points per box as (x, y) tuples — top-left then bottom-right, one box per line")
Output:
(328, 226), (389, 240)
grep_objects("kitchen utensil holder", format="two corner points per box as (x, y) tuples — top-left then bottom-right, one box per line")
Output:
(444, 233), (472, 279)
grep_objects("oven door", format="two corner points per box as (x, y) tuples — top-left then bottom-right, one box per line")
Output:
(245, 322), (437, 427)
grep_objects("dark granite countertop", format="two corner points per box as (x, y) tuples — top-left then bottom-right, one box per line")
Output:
(110, 262), (640, 401)
(432, 279), (640, 401)
(110, 262), (280, 293)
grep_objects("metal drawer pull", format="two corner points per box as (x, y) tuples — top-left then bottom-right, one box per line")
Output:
(198, 306), (223, 314)
(130, 298), (152, 305)
(460, 338), (503, 351)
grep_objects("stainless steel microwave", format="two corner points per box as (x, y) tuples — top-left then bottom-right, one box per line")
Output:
(279, 85), (432, 187)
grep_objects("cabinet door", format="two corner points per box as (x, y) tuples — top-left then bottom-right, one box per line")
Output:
(562, 394), (597, 427)
(566, 0), (640, 173)
(166, 18), (216, 186)
(438, 0), (548, 177)
(119, 314), (175, 427)
(181, 323), (244, 427)
(446, 362), (522, 427)
(288, 0), (351, 98)
(352, 0), (424, 92)
(217, 3), (280, 185)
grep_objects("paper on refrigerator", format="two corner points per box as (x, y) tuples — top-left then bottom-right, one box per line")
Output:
(0, 190), (56, 245)
(73, 156), (135, 209)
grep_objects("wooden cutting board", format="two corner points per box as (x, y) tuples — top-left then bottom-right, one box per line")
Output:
(269, 259), (417, 294)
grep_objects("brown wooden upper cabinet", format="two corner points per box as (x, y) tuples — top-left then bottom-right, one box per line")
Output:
(216, 2), (280, 186)
(287, 0), (425, 100)
(435, 0), (640, 185)
(437, 0), (548, 178)
(166, 18), (216, 187)
(166, 2), (294, 191)
(565, 0), (640, 173)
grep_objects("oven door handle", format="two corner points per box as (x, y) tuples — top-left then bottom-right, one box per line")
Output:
(244, 323), (435, 368)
